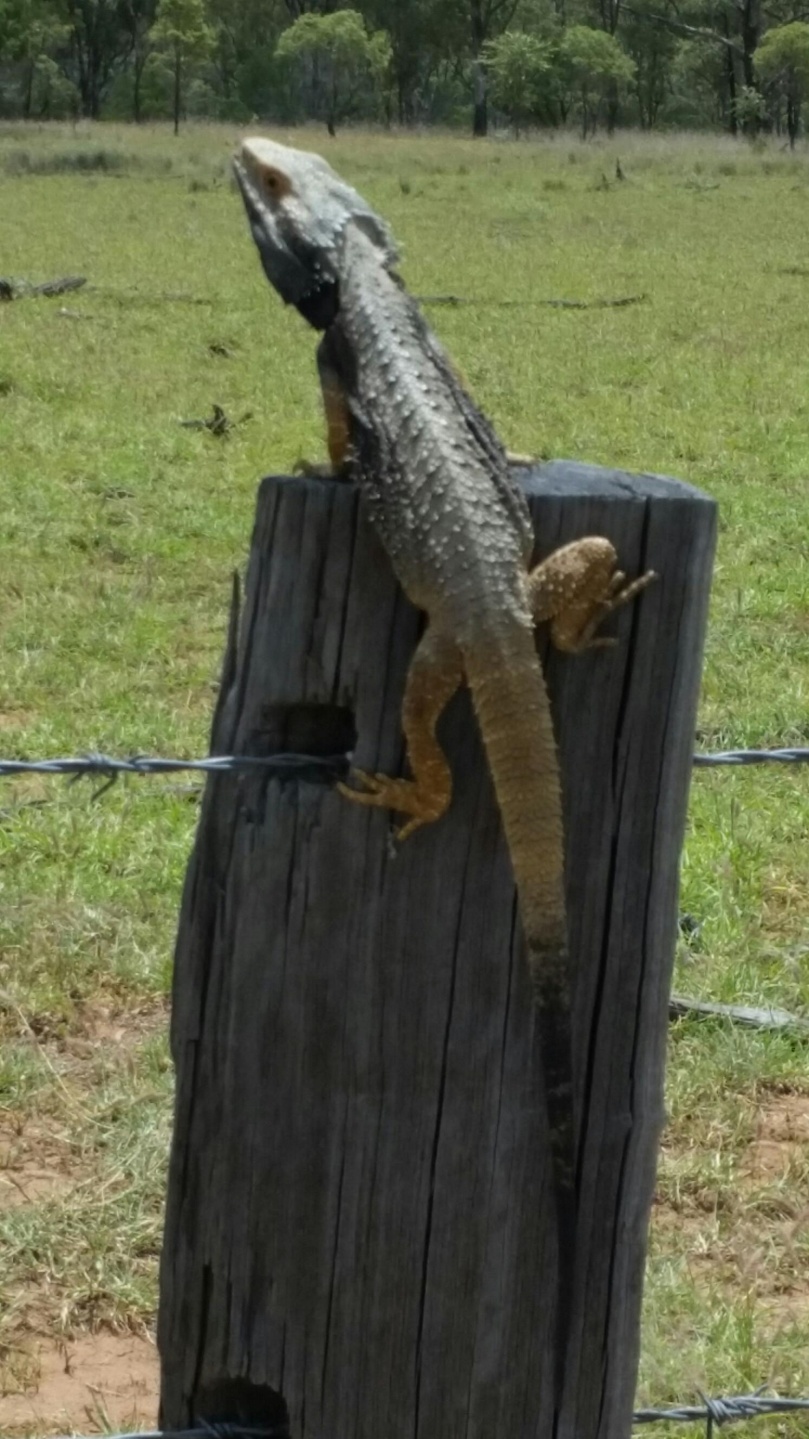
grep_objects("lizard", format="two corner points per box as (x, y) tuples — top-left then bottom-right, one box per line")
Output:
(233, 136), (655, 1419)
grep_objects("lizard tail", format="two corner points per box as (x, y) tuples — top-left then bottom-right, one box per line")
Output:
(464, 627), (576, 1414)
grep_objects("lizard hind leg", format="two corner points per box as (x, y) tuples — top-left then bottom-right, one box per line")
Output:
(339, 627), (464, 841)
(528, 536), (655, 654)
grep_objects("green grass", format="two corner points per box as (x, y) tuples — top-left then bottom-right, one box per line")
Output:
(1, 120), (808, 1432)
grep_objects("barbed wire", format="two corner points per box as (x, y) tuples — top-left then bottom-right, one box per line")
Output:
(693, 748), (809, 767)
(0, 751), (348, 799)
(632, 1391), (809, 1429)
(0, 745), (807, 799)
(39, 1393), (809, 1439)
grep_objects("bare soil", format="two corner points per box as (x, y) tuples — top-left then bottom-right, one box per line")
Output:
(0, 1331), (158, 1435)
(743, 1096), (809, 1183)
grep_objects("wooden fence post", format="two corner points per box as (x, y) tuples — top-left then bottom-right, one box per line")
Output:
(157, 462), (716, 1439)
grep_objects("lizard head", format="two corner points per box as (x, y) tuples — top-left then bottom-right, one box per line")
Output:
(233, 137), (398, 330)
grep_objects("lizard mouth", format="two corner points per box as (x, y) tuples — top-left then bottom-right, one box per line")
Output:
(233, 157), (339, 331)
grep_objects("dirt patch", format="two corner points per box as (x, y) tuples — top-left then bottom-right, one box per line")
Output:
(0, 1120), (80, 1213)
(651, 1100), (809, 1331)
(0, 1161), (74, 1211)
(0, 1332), (158, 1435)
(744, 1096), (809, 1182)
(0, 709), (37, 732)
(60, 997), (168, 1061)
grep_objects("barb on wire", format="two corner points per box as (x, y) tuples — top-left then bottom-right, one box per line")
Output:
(632, 1390), (809, 1427)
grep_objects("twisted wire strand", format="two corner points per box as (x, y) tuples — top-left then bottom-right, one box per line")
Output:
(693, 748), (809, 767)
(632, 1391), (809, 1424)
(0, 752), (348, 780)
(41, 1393), (809, 1438)
(0, 746), (807, 794)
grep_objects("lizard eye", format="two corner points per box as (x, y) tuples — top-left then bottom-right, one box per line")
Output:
(261, 166), (290, 200)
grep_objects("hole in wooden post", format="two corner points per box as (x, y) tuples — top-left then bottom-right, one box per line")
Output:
(194, 1376), (290, 1437)
(252, 701), (356, 759)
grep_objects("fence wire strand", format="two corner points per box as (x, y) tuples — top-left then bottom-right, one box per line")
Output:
(39, 1393), (809, 1439)
(0, 750), (349, 799)
(632, 1391), (809, 1425)
(693, 748), (809, 767)
(0, 746), (807, 797)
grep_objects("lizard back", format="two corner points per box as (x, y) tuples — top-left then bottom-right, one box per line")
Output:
(323, 224), (536, 641)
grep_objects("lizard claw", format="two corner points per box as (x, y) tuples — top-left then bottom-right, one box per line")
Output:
(560, 568), (657, 652)
(338, 768), (387, 799)
(609, 568), (657, 608)
(337, 768), (446, 840)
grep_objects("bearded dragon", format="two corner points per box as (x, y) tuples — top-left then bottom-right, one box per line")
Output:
(233, 137), (655, 1415)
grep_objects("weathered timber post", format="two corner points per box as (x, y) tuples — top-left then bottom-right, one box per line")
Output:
(158, 461), (716, 1439)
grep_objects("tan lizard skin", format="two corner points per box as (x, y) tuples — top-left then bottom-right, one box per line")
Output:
(233, 137), (655, 1417)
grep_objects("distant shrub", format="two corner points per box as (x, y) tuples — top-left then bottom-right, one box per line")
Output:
(5, 147), (132, 176)
(3, 147), (176, 178)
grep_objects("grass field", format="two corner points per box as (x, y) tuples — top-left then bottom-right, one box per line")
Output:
(1, 120), (808, 1435)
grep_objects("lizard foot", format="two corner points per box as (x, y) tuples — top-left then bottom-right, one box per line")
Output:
(529, 537), (656, 654)
(338, 768), (449, 841)
(563, 566), (657, 652)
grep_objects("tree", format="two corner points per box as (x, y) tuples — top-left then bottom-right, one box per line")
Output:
(62, 0), (135, 118)
(280, 0), (338, 15)
(365, 0), (458, 122)
(275, 8), (391, 131)
(665, 35), (730, 126)
(483, 29), (551, 131)
(732, 79), (766, 126)
(620, 0), (677, 127)
(151, 0), (214, 132)
(204, 0), (285, 115)
(755, 20), (809, 143)
(459, 0), (524, 135)
(620, 0), (763, 132)
(120, 0), (159, 120)
(0, 0), (67, 115)
(559, 23), (635, 133)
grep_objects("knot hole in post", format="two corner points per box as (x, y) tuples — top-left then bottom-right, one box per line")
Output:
(194, 1377), (290, 1438)
(250, 701), (356, 773)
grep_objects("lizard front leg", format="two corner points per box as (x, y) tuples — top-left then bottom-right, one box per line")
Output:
(321, 356), (352, 471)
(339, 626), (463, 840)
(294, 334), (353, 479)
(528, 537), (655, 653)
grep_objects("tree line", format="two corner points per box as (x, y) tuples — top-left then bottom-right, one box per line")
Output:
(1, 0), (808, 143)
